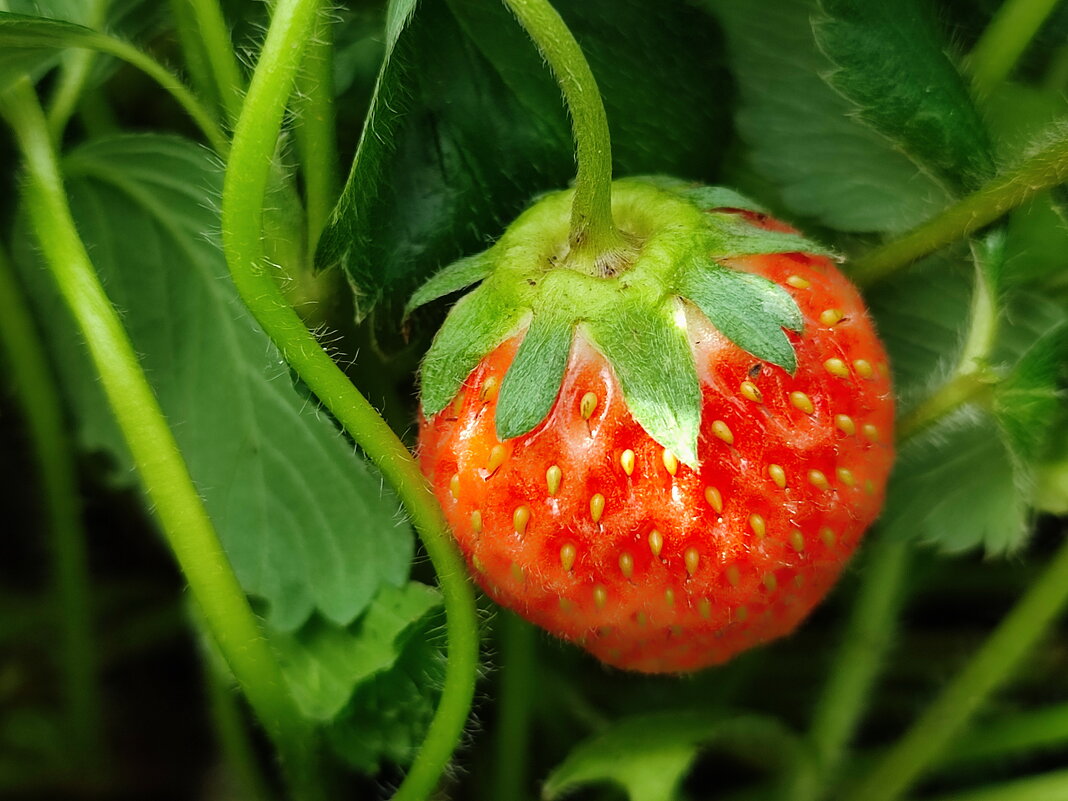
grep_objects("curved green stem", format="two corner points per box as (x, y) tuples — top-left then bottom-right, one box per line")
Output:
(0, 76), (315, 797)
(0, 242), (100, 770)
(67, 30), (229, 153)
(786, 537), (911, 801)
(502, 0), (630, 273)
(852, 126), (1068, 286)
(897, 372), (990, 440)
(185, 0), (245, 122)
(967, 0), (1064, 97)
(46, 0), (110, 142)
(219, 3), (479, 799)
(294, 9), (340, 253)
(845, 530), (1068, 801)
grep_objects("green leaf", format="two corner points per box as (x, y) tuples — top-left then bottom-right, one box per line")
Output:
(326, 611), (446, 773)
(676, 264), (802, 373)
(707, 0), (949, 232)
(273, 583), (442, 722)
(13, 135), (412, 631)
(814, 0), (995, 194)
(994, 323), (1068, 473)
(495, 306), (574, 440)
(681, 186), (768, 214)
(630, 176), (769, 214)
(403, 250), (494, 319)
(704, 213), (838, 260)
(419, 281), (525, 417)
(0, 13), (100, 89)
(883, 409), (1028, 555)
(0, 5), (166, 91)
(544, 712), (800, 801)
(585, 299), (702, 468)
(316, 0), (731, 325)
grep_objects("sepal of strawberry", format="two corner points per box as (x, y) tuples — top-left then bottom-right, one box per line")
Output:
(413, 177), (836, 468)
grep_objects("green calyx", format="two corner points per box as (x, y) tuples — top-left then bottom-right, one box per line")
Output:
(414, 177), (836, 467)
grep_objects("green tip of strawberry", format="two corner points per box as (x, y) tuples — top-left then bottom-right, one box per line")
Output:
(416, 177), (837, 467)
(416, 177), (892, 673)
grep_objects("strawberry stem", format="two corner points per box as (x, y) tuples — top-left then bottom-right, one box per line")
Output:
(503, 0), (633, 275)
(851, 124), (1068, 286)
(219, 3), (480, 799)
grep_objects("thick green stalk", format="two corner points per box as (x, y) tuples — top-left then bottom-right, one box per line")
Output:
(919, 768), (1068, 801)
(168, 0), (224, 115)
(185, 0), (245, 122)
(943, 702), (1068, 765)
(493, 613), (537, 801)
(845, 531), (1068, 801)
(293, 9), (340, 252)
(0, 77), (315, 796)
(219, 2), (479, 799)
(205, 663), (275, 801)
(786, 537), (911, 801)
(502, 0), (630, 272)
(967, 0), (1064, 97)
(852, 127), (1068, 286)
(0, 242), (100, 770)
(46, 0), (110, 142)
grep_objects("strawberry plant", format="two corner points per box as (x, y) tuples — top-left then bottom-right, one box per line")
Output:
(0, 0), (1066, 800)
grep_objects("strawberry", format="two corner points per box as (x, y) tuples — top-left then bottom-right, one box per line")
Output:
(413, 178), (893, 673)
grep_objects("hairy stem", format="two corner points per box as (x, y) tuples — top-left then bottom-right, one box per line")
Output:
(852, 127), (1068, 286)
(501, 0), (629, 272)
(185, 0), (245, 122)
(967, 0), (1063, 97)
(787, 537), (911, 801)
(0, 77), (318, 799)
(57, 31), (228, 153)
(0, 242), (100, 771)
(294, 9), (340, 253)
(219, 2), (479, 799)
(845, 530), (1068, 801)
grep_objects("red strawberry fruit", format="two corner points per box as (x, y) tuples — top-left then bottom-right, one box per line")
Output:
(413, 177), (894, 673)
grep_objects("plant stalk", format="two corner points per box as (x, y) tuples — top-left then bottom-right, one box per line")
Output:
(0, 242), (101, 772)
(967, 0), (1064, 97)
(0, 76), (317, 800)
(787, 537), (911, 801)
(219, 2), (480, 799)
(502, 0), (630, 273)
(185, 0), (246, 122)
(845, 529), (1068, 801)
(852, 126), (1068, 286)
(55, 30), (228, 153)
(493, 613), (537, 801)
(293, 8), (340, 253)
